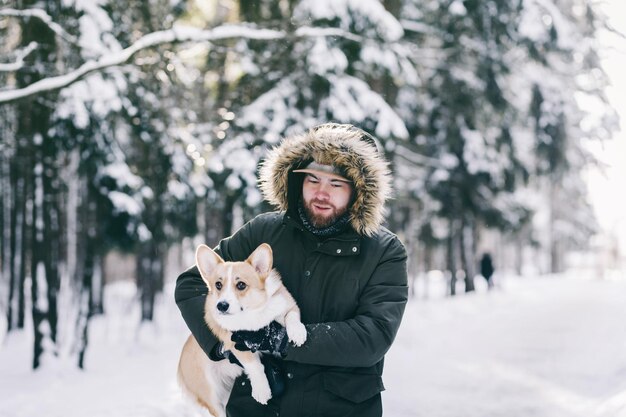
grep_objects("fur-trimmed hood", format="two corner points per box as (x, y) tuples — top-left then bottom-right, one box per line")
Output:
(259, 123), (392, 237)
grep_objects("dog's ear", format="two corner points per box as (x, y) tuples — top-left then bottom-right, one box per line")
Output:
(195, 244), (224, 289)
(246, 243), (273, 277)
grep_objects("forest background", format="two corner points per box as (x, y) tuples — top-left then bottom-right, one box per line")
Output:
(0, 0), (623, 370)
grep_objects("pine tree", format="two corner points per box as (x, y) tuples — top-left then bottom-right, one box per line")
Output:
(400, 0), (531, 293)
(105, 0), (197, 321)
(8, 0), (65, 368)
(517, 0), (614, 273)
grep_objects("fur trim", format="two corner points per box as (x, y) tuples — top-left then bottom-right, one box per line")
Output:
(259, 124), (392, 236)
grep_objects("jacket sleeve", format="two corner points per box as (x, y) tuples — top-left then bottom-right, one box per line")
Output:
(284, 236), (408, 368)
(174, 265), (218, 357)
(174, 219), (258, 357)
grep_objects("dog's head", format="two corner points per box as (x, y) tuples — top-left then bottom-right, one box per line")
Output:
(195, 243), (281, 322)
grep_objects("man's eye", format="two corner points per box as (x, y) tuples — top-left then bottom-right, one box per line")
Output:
(236, 282), (247, 291)
(215, 282), (222, 291)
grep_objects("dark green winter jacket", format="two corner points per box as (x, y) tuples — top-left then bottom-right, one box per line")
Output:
(175, 124), (408, 417)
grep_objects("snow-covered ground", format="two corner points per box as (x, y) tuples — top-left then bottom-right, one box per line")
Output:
(384, 273), (626, 417)
(1, 273), (625, 417)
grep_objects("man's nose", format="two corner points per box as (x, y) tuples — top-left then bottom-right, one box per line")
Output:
(316, 189), (329, 199)
(315, 183), (331, 198)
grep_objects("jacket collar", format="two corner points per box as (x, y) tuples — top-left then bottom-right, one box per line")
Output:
(282, 212), (361, 257)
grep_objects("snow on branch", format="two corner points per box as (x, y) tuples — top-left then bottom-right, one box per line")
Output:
(294, 26), (363, 43)
(395, 145), (447, 169)
(400, 20), (445, 37)
(0, 42), (37, 72)
(0, 8), (79, 46)
(0, 24), (363, 104)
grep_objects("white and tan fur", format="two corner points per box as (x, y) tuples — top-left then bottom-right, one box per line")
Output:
(177, 243), (306, 417)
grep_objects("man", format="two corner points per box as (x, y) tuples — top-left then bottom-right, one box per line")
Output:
(175, 123), (408, 417)
(480, 252), (495, 289)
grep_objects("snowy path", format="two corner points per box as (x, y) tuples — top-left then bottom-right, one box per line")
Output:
(384, 275), (626, 417)
(1, 275), (625, 417)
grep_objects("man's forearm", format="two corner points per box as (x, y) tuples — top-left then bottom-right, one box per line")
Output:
(284, 305), (406, 368)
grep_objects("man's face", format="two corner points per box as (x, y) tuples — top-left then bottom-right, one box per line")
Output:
(302, 172), (352, 228)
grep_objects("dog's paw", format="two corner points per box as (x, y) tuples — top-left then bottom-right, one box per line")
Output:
(287, 322), (307, 347)
(251, 383), (272, 405)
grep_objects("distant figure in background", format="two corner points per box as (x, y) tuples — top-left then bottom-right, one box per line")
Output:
(480, 253), (495, 289)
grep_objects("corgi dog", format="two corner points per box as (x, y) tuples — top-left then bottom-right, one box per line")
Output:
(177, 243), (307, 417)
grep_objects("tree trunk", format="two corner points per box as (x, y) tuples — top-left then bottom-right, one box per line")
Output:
(43, 134), (62, 346)
(137, 240), (164, 322)
(203, 201), (225, 248)
(461, 216), (476, 292)
(1, 110), (15, 328)
(76, 245), (100, 368)
(17, 2), (60, 368)
(74, 177), (99, 367)
(515, 232), (524, 276)
(446, 218), (458, 296)
(31, 152), (47, 369)
(222, 194), (237, 237)
(6, 173), (17, 331)
(7, 142), (29, 331)
(548, 180), (563, 274)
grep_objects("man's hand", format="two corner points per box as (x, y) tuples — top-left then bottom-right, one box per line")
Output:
(231, 321), (288, 357)
(208, 342), (242, 367)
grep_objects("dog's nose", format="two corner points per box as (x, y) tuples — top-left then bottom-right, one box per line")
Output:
(217, 301), (229, 313)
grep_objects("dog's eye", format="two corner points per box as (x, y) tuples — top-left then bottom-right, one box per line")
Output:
(215, 282), (222, 291)
(236, 282), (247, 291)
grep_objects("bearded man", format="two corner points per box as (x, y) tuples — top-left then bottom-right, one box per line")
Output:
(175, 123), (408, 417)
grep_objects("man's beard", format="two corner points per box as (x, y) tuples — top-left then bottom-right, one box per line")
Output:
(303, 199), (349, 228)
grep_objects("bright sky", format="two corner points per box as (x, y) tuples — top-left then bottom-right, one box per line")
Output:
(585, 0), (626, 257)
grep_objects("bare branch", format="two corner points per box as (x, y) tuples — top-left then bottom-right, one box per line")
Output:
(0, 24), (363, 104)
(0, 42), (37, 72)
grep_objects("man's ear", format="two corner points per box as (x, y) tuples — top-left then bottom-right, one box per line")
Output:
(195, 244), (224, 288)
(246, 243), (273, 276)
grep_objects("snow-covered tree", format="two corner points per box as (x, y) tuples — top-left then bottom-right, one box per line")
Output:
(397, 0), (533, 293)
(0, 0), (617, 368)
(393, 0), (614, 289)
(189, 0), (416, 236)
(514, 0), (615, 273)
(7, 0), (67, 369)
